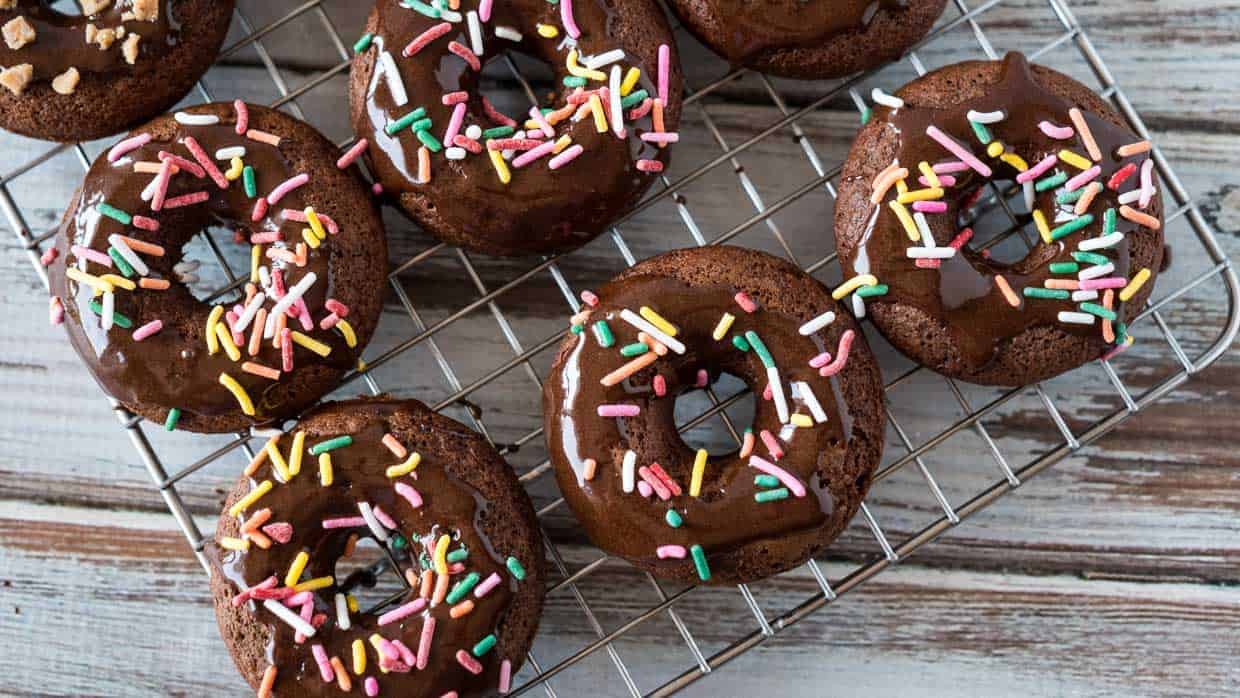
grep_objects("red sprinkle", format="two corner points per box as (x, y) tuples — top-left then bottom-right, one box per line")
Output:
(132, 215), (160, 232)
(319, 313), (341, 330)
(452, 134), (483, 154)
(234, 100), (249, 135)
(157, 151), (205, 179)
(448, 41), (481, 71)
(481, 95), (516, 127)
(325, 299), (350, 317)
(281, 328), (294, 372)
(442, 91), (469, 106)
(1107, 162), (1137, 190)
(648, 463), (682, 497)
(652, 374), (666, 396)
(40, 247), (58, 266)
(251, 198), (268, 222)
(486, 138), (540, 151)
(636, 159), (664, 173)
(627, 98), (654, 121)
(163, 191), (210, 209)
(184, 136), (228, 189)
(403, 21), (452, 57)
(262, 522), (293, 544)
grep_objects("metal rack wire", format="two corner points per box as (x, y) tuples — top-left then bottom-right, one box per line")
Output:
(3, 0), (1237, 695)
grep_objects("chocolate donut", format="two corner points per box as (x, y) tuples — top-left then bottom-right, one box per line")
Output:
(668, 0), (946, 80)
(348, 0), (683, 256)
(210, 398), (545, 697)
(835, 53), (1164, 385)
(542, 246), (886, 585)
(49, 103), (388, 433)
(0, 0), (234, 142)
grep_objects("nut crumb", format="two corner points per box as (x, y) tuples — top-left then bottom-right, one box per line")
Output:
(52, 67), (80, 95)
(115, 26), (125, 39)
(85, 23), (97, 43)
(131, 0), (158, 22)
(2, 16), (36, 50)
(122, 33), (140, 64)
(0, 63), (32, 95)
(0, 0), (15, 9)
(94, 27), (116, 50)
(80, 0), (112, 14)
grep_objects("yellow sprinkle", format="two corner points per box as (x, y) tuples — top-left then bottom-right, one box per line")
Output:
(791, 414), (814, 428)
(98, 274), (136, 291)
(265, 436), (291, 482)
(336, 319), (357, 348)
(346, 594), (359, 613)
(368, 635), (390, 674)
(1119, 268), (1151, 302)
(638, 306), (678, 336)
(215, 323), (241, 361)
(288, 430), (305, 477)
(552, 135), (572, 154)
(250, 244), (261, 284)
(225, 156), (244, 181)
(689, 449), (707, 497)
(66, 267), (114, 293)
(433, 534), (450, 576)
(386, 452), (421, 478)
(619, 66), (641, 96)
(304, 207), (326, 240)
(589, 94), (608, 133)
(285, 551), (310, 587)
(301, 227), (321, 249)
(986, 141), (1005, 158)
(536, 23), (558, 38)
(488, 149), (511, 185)
(831, 274), (879, 301)
(352, 639), (366, 675)
(319, 453), (333, 487)
(219, 536), (250, 552)
(1058, 149), (1092, 171)
(227, 480), (272, 517)
(292, 575), (335, 593)
(1032, 209), (1051, 244)
(522, 118), (541, 131)
(917, 161), (940, 188)
(206, 305), (224, 355)
(219, 372), (255, 415)
(711, 312), (735, 341)
(566, 49), (606, 81)
(895, 178), (909, 196)
(888, 200), (920, 241)
(1000, 152), (1028, 171)
(291, 331), (332, 357)
(896, 187), (944, 204)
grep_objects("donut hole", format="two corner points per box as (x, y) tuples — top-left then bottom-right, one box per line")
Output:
(333, 537), (407, 614)
(956, 179), (1043, 266)
(178, 227), (250, 304)
(673, 371), (757, 457)
(48, 0), (85, 15)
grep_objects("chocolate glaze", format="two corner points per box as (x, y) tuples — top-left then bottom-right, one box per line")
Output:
(0, 1), (179, 81)
(842, 53), (1161, 371)
(49, 104), (381, 431)
(212, 399), (532, 697)
(695, 0), (909, 64)
(351, 0), (682, 256)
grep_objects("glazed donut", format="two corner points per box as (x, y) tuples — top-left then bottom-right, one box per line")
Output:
(542, 246), (886, 585)
(49, 103), (388, 433)
(210, 398), (545, 697)
(349, 0), (683, 256)
(0, 0), (234, 142)
(667, 0), (946, 80)
(834, 53), (1164, 385)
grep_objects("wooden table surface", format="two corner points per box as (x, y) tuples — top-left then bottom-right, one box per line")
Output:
(1, 1), (1238, 696)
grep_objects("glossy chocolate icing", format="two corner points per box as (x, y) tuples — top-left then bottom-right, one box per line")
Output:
(214, 400), (522, 697)
(697, 0), (910, 64)
(0, 1), (178, 81)
(354, 0), (681, 256)
(842, 52), (1160, 370)
(51, 104), (362, 428)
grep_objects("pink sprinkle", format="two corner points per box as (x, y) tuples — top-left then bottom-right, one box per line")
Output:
(639, 466), (672, 500)
(449, 41), (481, 71)
(456, 650), (484, 675)
(295, 602), (314, 644)
(750, 455), (807, 498)
(157, 151), (205, 178)
(912, 201), (947, 213)
(919, 174), (956, 187)
(915, 258), (941, 270)
(49, 297), (64, 325)
(325, 299), (350, 316)
(694, 369), (709, 388)
(657, 44), (671, 103)
(474, 572), (502, 598)
(251, 198), (268, 222)
(184, 136), (228, 189)
(231, 576), (277, 607)
(107, 133), (151, 163)
(321, 516), (365, 529)
(163, 191), (210, 209)
(637, 480), (653, 498)
(40, 247), (58, 266)
(479, 0), (493, 21)
(1065, 165), (1101, 192)
(132, 320), (162, 341)
(513, 139), (558, 168)
(283, 208), (339, 234)
(1079, 277), (1128, 290)
(378, 598), (427, 626)
(263, 522), (292, 544)
(132, 215), (159, 231)
(416, 617), (435, 670)
(403, 21), (452, 57)
(151, 160), (173, 211)
(818, 329), (855, 377)
(285, 591), (314, 607)
(759, 429), (783, 460)
(251, 231), (281, 244)
(373, 636), (400, 661)
(932, 160), (969, 174)
(762, 383), (772, 401)
(72, 245), (113, 268)
(443, 91), (469, 106)
(628, 98), (653, 121)
(448, 562), (466, 575)
(372, 505), (398, 530)
(529, 106), (555, 138)
(637, 159), (664, 173)
(733, 291), (757, 313)
(234, 100), (249, 135)
(598, 403), (639, 417)
(364, 677), (379, 696)
(1038, 120), (1074, 140)
(337, 138), (369, 170)
(1016, 154), (1058, 183)
(652, 374), (667, 396)
(373, 182), (384, 196)
(580, 290), (598, 307)
(392, 639), (416, 667)
(481, 96), (516, 128)
(395, 482), (423, 509)
(809, 351), (832, 368)
(267, 173), (309, 205)
(443, 102), (468, 147)
(640, 132), (678, 144)
(319, 312), (340, 330)
(560, 0), (580, 38)
(926, 126), (992, 177)
(656, 545), (686, 559)
(548, 145), (584, 170)
(499, 659), (512, 694)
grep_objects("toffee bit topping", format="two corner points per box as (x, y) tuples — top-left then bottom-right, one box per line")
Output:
(52, 67), (80, 95)
(122, 33), (141, 65)
(2, 15), (35, 50)
(0, 63), (32, 95)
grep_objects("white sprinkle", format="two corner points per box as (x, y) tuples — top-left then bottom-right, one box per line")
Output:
(793, 381), (828, 424)
(1022, 180), (1036, 211)
(265, 272), (317, 336)
(101, 291), (115, 331)
(445, 146), (467, 160)
(1117, 188), (1144, 205)
(174, 112), (220, 126)
(466, 10), (484, 56)
(618, 309), (685, 354)
(851, 292), (866, 320)
(107, 234), (149, 276)
(798, 311), (835, 336)
(583, 48), (626, 70)
(621, 450), (636, 493)
(1072, 290), (1099, 302)
(906, 246), (956, 259)
(357, 501), (389, 542)
(495, 26), (522, 42)
(768, 367), (789, 424)
(140, 174), (160, 202)
(378, 50), (408, 107)
(258, 266), (271, 291)
(1058, 311), (1096, 325)
(913, 211), (936, 247)
(263, 599), (317, 637)
(215, 146), (246, 160)
(251, 426), (283, 439)
(334, 593), (351, 631)
(438, 7), (463, 22)
(1078, 262), (1115, 281)
(1078, 232), (1125, 251)
(871, 88), (904, 109)
(967, 109), (1005, 124)
(233, 291), (267, 333)
(465, 124), (482, 140)
(608, 65), (624, 138)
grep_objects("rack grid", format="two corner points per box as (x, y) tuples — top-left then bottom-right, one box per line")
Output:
(3, 0), (1237, 695)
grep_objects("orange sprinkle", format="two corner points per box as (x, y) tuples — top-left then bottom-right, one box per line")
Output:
(249, 308), (267, 356)
(246, 528), (273, 550)
(247, 129), (281, 146)
(450, 600), (475, 618)
(244, 447), (269, 477)
(637, 331), (668, 356)
(419, 569), (434, 600)
(417, 146), (431, 184)
(1068, 107), (1101, 161)
(1119, 205), (1161, 230)
(1045, 279), (1080, 291)
(653, 98), (665, 143)
(870, 166), (909, 204)
(294, 242), (308, 267)
(134, 161), (178, 175)
(242, 361), (281, 381)
(601, 352), (659, 387)
(1074, 181), (1101, 216)
(382, 433), (407, 459)
(241, 507), (272, 533)
(545, 101), (575, 126)
(138, 277), (170, 290)
(331, 657), (352, 691)
(258, 665), (277, 698)
(994, 275), (1020, 307)
(116, 235), (164, 256)
(343, 533), (358, 558)
(1102, 289), (1116, 343)
(1116, 140), (1151, 158)
(404, 568), (420, 588)
(432, 571), (450, 606)
(245, 282), (256, 306)
(582, 458), (597, 481)
(272, 313), (287, 350)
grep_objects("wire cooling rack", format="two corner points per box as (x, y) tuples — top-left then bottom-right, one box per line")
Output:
(3, 0), (1238, 695)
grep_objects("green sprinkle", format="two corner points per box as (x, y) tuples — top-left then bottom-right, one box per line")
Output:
(690, 544), (710, 582)
(1057, 188), (1084, 205)
(744, 331), (775, 368)
(563, 75), (587, 88)
(754, 474), (780, 488)
(1080, 302), (1117, 321)
(1023, 287), (1070, 300)
(1035, 172), (1068, 192)
(472, 634), (497, 657)
(755, 487), (790, 503)
(664, 509), (682, 528)
(164, 408), (181, 432)
(570, 323), (584, 334)
(619, 89), (648, 109)
(243, 166), (257, 198)
(353, 33), (374, 53)
(860, 105), (872, 126)
(855, 283), (889, 298)
(969, 120), (992, 145)
(107, 247), (135, 278)
(446, 572), (480, 604)
(620, 342), (648, 357)
(506, 556), (526, 580)
(416, 129), (443, 152)
(309, 435), (353, 456)
(482, 126), (514, 139)
(390, 534), (408, 551)
(87, 298), (132, 328)
(592, 320), (614, 348)
(410, 117), (433, 133)
(1115, 321), (1128, 343)
(385, 108), (428, 135)
(1049, 262), (1080, 274)
(402, 0), (441, 18)
(1073, 251), (1110, 266)
(1103, 207), (1117, 235)
(1049, 213), (1094, 241)
(732, 335), (751, 352)
(447, 548), (469, 563)
(97, 202), (132, 225)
